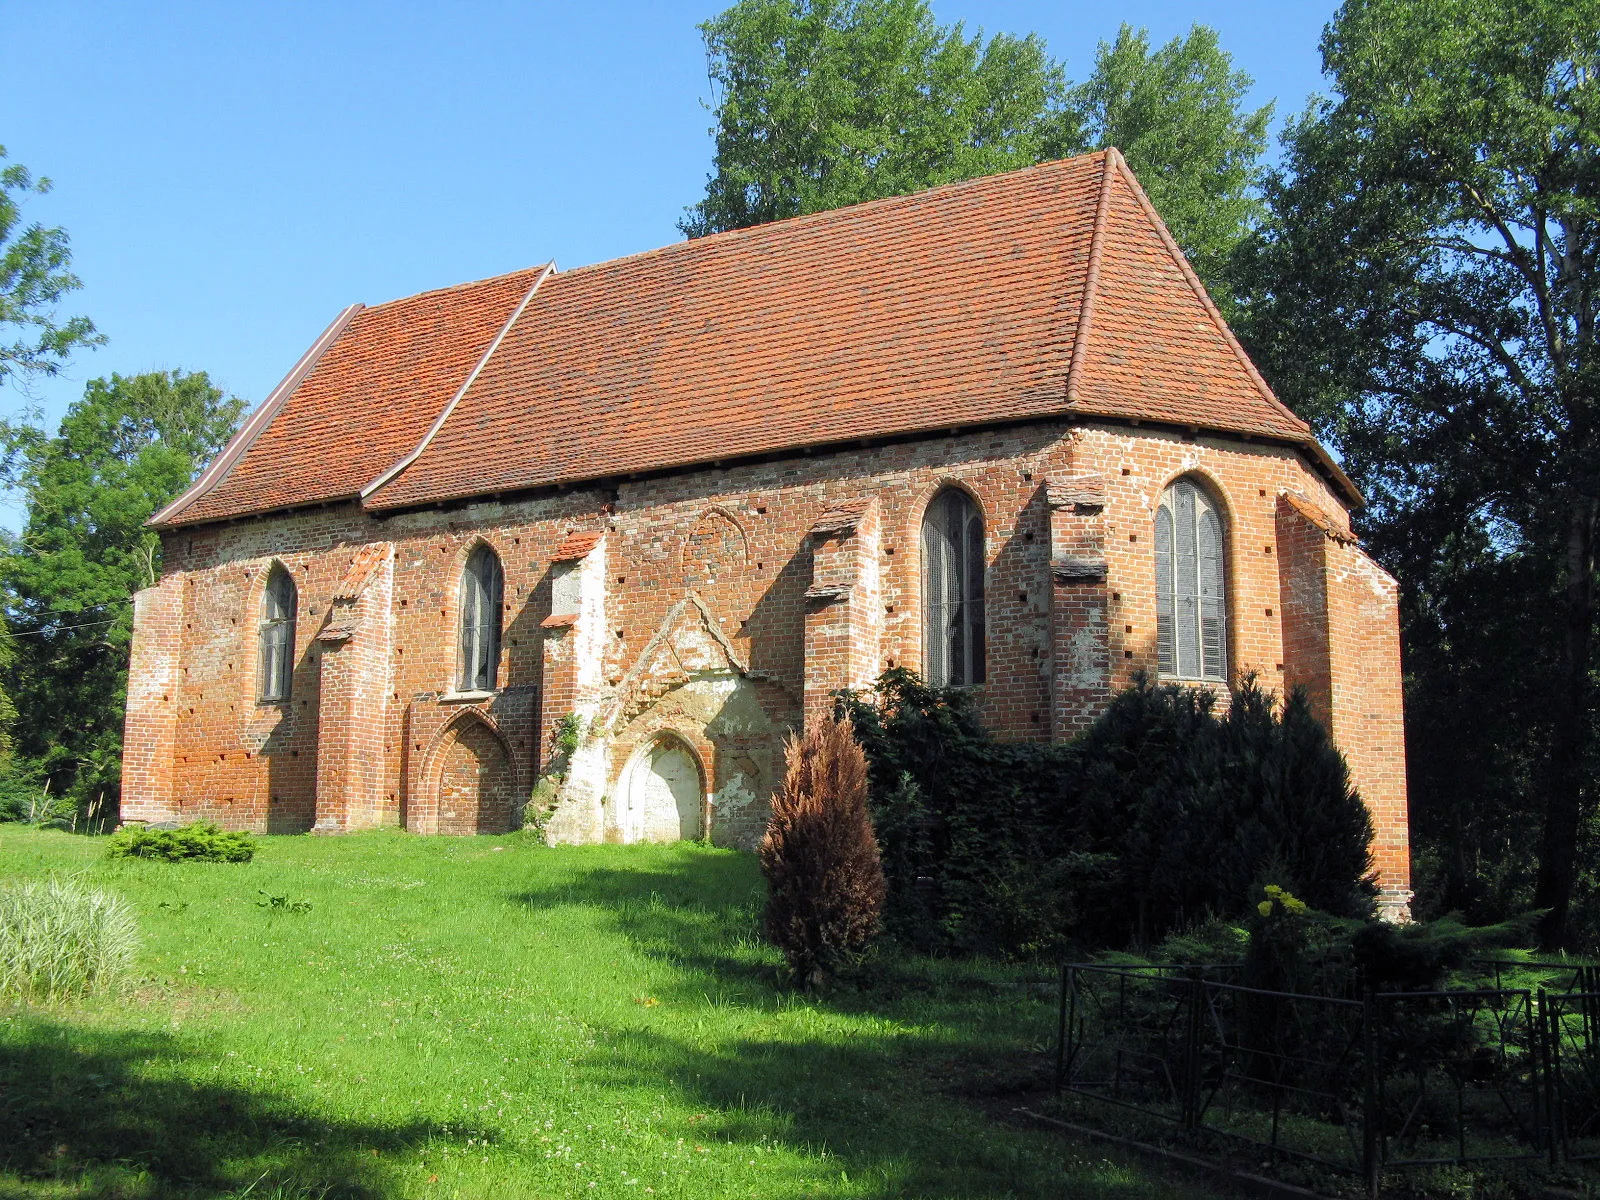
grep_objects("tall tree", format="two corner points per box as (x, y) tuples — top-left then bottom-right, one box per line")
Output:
(0, 370), (242, 808)
(1241, 0), (1600, 945)
(0, 145), (101, 389)
(1070, 25), (1274, 308)
(683, 2), (1273, 301)
(681, 0), (1076, 238)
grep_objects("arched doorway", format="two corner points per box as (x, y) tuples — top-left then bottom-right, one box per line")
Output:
(435, 716), (516, 835)
(623, 737), (704, 842)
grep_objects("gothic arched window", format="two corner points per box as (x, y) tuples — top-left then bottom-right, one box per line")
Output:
(259, 566), (296, 702)
(921, 488), (985, 687)
(459, 544), (504, 692)
(1155, 479), (1228, 682)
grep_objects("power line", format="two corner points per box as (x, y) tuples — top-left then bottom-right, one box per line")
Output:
(6, 598), (130, 623)
(8, 616), (124, 638)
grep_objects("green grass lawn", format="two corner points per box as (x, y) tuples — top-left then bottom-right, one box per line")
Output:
(0, 826), (1218, 1200)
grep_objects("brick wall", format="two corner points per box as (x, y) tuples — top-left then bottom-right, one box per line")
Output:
(121, 574), (184, 817)
(123, 418), (1409, 902)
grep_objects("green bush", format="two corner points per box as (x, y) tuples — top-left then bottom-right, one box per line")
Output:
(836, 670), (1100, 955)
(107, 821), (255, 863)
(837, 669), (1378, 957)
(0, 878), (139, 1002)
(1079, 678), (1377, 941)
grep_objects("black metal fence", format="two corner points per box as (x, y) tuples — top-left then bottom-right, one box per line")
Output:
(1053, 961), (1600, 1196)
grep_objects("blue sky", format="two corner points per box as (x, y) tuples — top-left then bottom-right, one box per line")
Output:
(3, 0), (1335, 460)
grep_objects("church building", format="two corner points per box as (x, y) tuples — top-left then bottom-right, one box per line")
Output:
(121, 149), (1413, 914)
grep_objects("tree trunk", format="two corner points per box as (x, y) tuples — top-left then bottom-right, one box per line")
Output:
(1535, 493), (1597, 949)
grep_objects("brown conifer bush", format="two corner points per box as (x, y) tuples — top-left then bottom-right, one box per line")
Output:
(759, 715), (886, 988)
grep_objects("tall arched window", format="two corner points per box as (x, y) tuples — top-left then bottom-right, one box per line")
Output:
(922, 488), (985, 687)
(459, 544), (504, 692)
(259, 566), (296, 702)
(1155, 479), (1227, 682)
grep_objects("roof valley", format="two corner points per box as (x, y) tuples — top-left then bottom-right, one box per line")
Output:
(361, 261), (556, 500)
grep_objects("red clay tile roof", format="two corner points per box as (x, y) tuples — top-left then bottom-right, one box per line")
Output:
(551, 530), (603, 561)
(1281, 490), (1359, 544)
(155, 151), (1354, 528)
(331, 543), (392, 601)
(161, 267), (545, 526)
(1067, 155), (1311, 442)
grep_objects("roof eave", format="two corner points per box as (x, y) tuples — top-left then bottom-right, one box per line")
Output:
(148, 303), (364, 529)
(358, 408), (1359, 517)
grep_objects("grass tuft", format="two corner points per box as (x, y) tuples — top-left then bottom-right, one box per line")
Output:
(0, 877), (138, 1002)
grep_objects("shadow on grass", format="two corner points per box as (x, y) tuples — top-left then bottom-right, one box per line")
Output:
(514, 859), (1050, 1009)
(0, 1017), (449, 1199)
(514, 855), (776, 994)
(515, 859), (1192, 1199)
(582, 1023), (1127, 1199)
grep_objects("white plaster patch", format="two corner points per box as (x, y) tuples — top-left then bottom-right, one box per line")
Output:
(544, 736), (609, 845)
(1062, 611), (1106, 687)
(713, 770), (757, 815)
(672, 625), (724, 673)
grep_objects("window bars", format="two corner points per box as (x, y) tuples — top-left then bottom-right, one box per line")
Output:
(259, 567), (296, 702)
(1155, 479), (1227, 682)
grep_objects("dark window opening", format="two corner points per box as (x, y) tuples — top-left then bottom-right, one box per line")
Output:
(459, 544), (504, 691)
(259, 567), (296, 702)
(921, 489), (985, 687)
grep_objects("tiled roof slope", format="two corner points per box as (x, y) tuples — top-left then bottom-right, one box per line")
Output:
(165, 267), (544, 526)
(1068, 158), (1310, 441)
(365, 155), (1104, 510)
(156, 151), (1350, 527)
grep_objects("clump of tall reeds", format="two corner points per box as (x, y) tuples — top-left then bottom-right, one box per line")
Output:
(0, 878), (138, 1002)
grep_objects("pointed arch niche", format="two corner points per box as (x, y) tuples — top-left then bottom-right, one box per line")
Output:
(409, 708), (517, 835)
(681, 507), (752, 637)
(620, 733), (706, 843)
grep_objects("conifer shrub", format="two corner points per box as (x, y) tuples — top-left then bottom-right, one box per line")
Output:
(759, 715), (886, 987)
(837, 669), (1379, 957)
(1078, 678), (1377, 943)
(106, 821), (255, 863)
(837, 670), (1103, 954)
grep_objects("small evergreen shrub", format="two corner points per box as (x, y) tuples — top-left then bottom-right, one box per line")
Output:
(107, 821), (255, 863)
(759, 715), (886, 987)
(0, 878), (138, 1002)
(1078, 678), (1378, 942)
(838, 668), (1379, 956)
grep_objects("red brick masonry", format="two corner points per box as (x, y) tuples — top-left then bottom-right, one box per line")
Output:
(124, 421), (1411, 910)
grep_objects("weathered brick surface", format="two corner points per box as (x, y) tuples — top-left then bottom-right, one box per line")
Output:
(122, 574), (184, 817)
(311, 543), (394, 831)
(123, 418), (1410, 907)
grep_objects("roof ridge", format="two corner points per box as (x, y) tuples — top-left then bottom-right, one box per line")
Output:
(361, 262), (556, 501)
(1064, 148), (1118, 405)
(147, 303), (363, 528)
(556, 152), (1109, 282)
(359, 263), (549, 314)
(1107, 152), (1311, 438)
